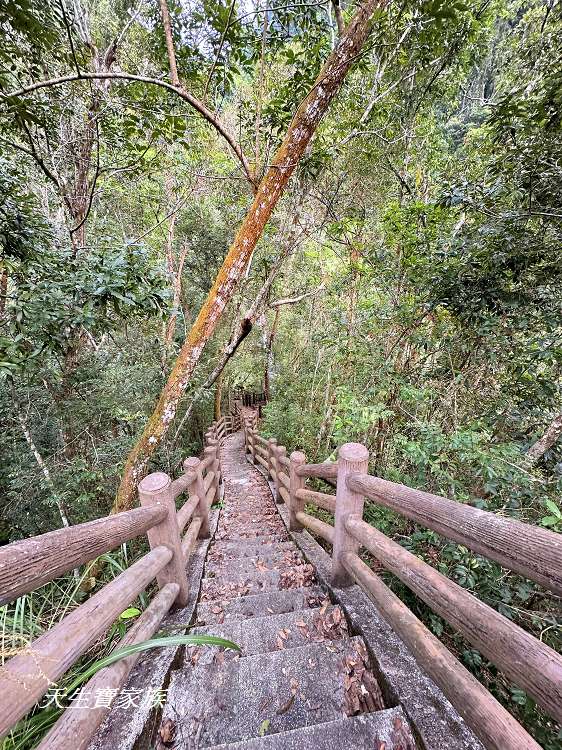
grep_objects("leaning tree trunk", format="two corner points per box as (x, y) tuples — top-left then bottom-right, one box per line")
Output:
(522, 414), (562, 469)
(168, 217), (301, 453)
(114, 0), (384, 511)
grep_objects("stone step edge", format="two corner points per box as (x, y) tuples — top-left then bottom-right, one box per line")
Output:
(206, 708), (413, 750)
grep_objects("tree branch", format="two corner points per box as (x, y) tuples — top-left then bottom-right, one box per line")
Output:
(332, 0), (345, 35)
(2, 72), (256, 188)
(203, 0), (237, 102)
(159, 0), (180, 86)
(270, 284), (325, 307)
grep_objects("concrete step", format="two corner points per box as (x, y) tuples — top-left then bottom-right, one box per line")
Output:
(205, 548), (306, 578)
(207, 709), (416, 749)
(209, 540), (296, 559)
(190, 604), (349, 661)
(218, 509), (281, 521)
(214, 527), (289, 544)
(196, 586), (327, 625)
(200, 570), (282, 601)
(201, 560), (317, 600)
(161, 637), (384, 747)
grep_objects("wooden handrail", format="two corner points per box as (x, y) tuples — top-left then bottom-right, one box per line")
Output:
(255, 453), (268, 470)
(296, 461), (338, 480)
(346, 515), (562, 722)
(0, 403), (243, 743)
(254, 442), (269, 457)
(176, 494), (200, 534)
(203, 470), (216, 493)
(278, 471), (290, 490)
(343, 553), (542, 750)
(346, 473), (562, 595)
(182, 516), (203, 561)
(278, 453), (290, 468)
(0, 505), (167, 606)
(294, 511), (335, 544)
(239, 426), (562, 747)
(36, 582), (180, 750)
(0, 545), (172, 736)
(295, 487), (335, 513)
(183, 457), (211, 539)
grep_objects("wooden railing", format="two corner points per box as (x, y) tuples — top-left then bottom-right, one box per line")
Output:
(242, 416), (562, 750)
(235, 389), (266, 407)
(0, 412), (239, 747)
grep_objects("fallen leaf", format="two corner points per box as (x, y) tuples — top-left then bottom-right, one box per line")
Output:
(276, 693), (295, 715)
(157, 718), (175, 747)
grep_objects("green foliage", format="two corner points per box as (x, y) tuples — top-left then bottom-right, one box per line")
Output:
(1, 1), (561, 746)
(0, 554), (239, 750)
(540, 499), (562, 531)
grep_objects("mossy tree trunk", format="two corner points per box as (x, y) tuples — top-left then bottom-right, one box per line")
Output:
(114, 0), (384, 511)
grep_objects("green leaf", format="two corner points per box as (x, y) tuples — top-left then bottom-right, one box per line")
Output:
(64, 635), (240, 694)
(544, 500), (561, 518)
(119, 607), (141, 620)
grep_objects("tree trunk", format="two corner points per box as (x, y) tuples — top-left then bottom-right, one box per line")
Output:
(161, 176), (189, 356)
(523, 414), (562, 469)
(214, 370), (224, 421)
(0, 268), (7, 318)
(264, 307), (280, 401)
(169, 226), (300, 451)
(163, 241), (189, 352)
(114, 0), (384, 511)
(16, 406), (71, 529)
(332, 0), (345, 36)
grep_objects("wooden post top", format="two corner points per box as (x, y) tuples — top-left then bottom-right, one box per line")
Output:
(290, 451), (306, 464)
(138, 472), (171, 494)
(338, 442), (369, 463)
(183, 456), (201, 471)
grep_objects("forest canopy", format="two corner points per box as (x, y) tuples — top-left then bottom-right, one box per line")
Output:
(0, 0), (561, 747)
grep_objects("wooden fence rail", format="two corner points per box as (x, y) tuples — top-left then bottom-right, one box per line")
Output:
(241, 415), (562, 750)
(347, 472), (562, 595)
(0, 409), (239, 745)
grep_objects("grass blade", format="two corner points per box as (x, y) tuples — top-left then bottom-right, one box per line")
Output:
(64, 634), (240, 694)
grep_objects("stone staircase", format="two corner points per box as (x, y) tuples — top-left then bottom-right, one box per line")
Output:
(154, 432), (416, 749)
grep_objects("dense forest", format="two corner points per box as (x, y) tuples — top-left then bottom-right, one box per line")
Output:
(0, 0), (561, 747)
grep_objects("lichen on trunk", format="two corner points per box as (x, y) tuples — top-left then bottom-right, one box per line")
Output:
(114, 0), (385, 512)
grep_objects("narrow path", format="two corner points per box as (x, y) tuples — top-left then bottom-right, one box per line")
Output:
(155, 431), (416, 749)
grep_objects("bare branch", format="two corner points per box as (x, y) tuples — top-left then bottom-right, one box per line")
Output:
(203, 0), (237, 102)
(159, 0), (180, 86)
(70, 117), (101, 237)
(270, 284), (325, 307)
(2, 72), (256, 187)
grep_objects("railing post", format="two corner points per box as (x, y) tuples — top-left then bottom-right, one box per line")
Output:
(275, 445), (287, 503)
(248, 425), (255, 464)
(332, 442), (369, 587)
(267, 438), (277, 481)
(138, 472), (188, 605)
(183, 457), (210, 538)
(206, 444), (221, 500)
(289, 451), (306, 530)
